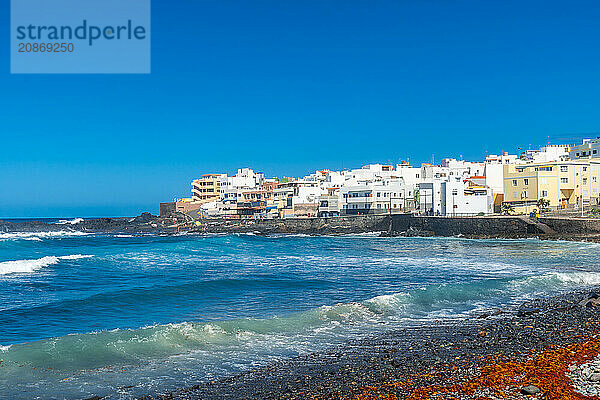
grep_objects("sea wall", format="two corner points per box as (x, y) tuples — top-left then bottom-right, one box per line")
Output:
(203, 215), (391, 235)
(389, 214), (539, 236)
(538, 217), (600, 234)
(199, 214), (545, 236)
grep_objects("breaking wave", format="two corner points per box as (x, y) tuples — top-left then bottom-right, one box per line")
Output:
(0, 231), (89, 241)
(53, 218), (84, 225)
(0, 254), (93, 275)
(3, 269), (598, 370)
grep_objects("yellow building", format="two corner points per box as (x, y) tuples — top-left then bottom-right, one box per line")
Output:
(503, 160), (600, 214)
(191, 174), (225, 203)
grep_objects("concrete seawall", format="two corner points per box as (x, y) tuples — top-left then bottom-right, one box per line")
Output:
(198, 214), (600, 238)
(538, 217), (600, 235)
(389, 214), (543, 236)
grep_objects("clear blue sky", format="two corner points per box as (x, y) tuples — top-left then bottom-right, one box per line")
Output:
(1, 0), (600, 217)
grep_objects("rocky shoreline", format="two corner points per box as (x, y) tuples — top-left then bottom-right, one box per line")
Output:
(5, 213), (600, 244)
(0, 213), (179, 235)
(134, 289), (600, 400)
(5, 206), (600, 241)
(6, 215), (600, 399)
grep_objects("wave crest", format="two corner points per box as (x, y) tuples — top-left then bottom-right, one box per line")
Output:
(0, 231), (89, 241)
(0, 254), (93, 275)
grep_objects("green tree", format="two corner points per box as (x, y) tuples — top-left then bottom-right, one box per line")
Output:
(537, 198), (550, 213)
(502, 203), (514, 215)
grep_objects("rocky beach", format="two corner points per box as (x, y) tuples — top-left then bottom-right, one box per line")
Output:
(148, 289), (600, 400)
(4, 215), (600, 400)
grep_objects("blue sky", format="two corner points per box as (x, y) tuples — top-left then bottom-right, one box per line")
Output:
(1, 0), (600, 217)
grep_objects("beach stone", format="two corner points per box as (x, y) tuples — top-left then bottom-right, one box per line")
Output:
(521, 385), (541, 395)
(579, 293), (600, 308)
(589, 373), (600, 382)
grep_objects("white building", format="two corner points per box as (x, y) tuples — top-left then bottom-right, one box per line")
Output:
(417, 180), (445, 215)
(273, 180), (325, 218)
(341, 178), (411, 214)
(395, 162), (421, 187)
(520, 145), (570, 163)
(441, 177), (493, 216)
(484, 152), (518, 195)
(569, 139), (600, 160)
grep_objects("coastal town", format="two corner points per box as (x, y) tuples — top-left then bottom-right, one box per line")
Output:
(161, 138), (600, 221)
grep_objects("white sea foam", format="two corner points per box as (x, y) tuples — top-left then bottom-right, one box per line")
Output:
(59, 254), (93, 260)
(0, 231), (89, 241)
(0, 256), (59, 275)
(363, 292), (410, 314)
(53, 218), (84, 225)
(0, 254), (93, 275)
(514, 271), (600, 288)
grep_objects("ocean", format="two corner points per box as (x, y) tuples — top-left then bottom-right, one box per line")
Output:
(0, 230), (599, 399)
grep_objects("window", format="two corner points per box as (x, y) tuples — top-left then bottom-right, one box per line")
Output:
(512, 192), (517, 199)
(377, 204), (381, 209)
(583, 178), (588, 185)
(584, 166), (588, 172)
(576, 153), (580, 157)
(561, 178), (568, 184)
(561, 166), (568, 172)
(452, 189), (458, 196)
(416, 174), (420, 178)
(541, 190), (548, 197)
(521, 190), (528, 199)
(594, 150), (598, 155)
(377, 192), (380, 197)
(524, 179), (529, 185)
(594, 177), (597, 183)
(512, 179), (517, 186)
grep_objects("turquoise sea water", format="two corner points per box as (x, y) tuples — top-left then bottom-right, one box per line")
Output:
(0, 231), (599, 399)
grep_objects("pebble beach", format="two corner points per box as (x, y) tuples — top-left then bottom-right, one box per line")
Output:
(151, 289), (600, 400)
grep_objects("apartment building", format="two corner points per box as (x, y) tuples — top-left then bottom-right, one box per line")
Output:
(341, 178), (410, 215)
(191, 174), (226, 203)
(570, 138), (600, 160)
(318, 187), (342, 217)
(503, 160), (600, 214)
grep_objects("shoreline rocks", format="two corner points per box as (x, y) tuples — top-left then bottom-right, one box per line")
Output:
(146, 289), (600, 399)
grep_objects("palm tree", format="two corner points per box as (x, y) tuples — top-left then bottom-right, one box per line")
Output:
(502, 203), (514, 215)
(537, 198), (550, 213)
